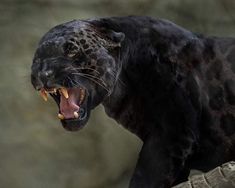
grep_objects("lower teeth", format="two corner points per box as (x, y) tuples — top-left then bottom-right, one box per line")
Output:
(74, 111), (79, 118)
(58, 113), (64, 120)
(57, 109), (85, 120)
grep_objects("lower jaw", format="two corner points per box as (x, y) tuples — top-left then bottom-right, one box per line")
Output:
(61, 119), (86, 131)
(60, 103), (90, 132)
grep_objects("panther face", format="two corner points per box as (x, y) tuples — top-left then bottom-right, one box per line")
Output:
(31, 20), (125, 131)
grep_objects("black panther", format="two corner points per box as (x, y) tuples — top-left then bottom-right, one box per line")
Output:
(31, 16), (235, 188)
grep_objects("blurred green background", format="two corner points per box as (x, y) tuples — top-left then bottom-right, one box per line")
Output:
(0, 0), (235, 187)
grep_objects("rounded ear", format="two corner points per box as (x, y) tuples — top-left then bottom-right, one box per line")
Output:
(109, 31), (125, 43)
(103, 30), (125, 48)
(88, 20), (125, 47)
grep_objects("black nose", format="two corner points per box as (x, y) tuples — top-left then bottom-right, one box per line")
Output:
(39, 70), (54, 88)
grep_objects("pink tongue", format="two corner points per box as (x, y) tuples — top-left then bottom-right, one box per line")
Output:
(60, 88), (80, 119)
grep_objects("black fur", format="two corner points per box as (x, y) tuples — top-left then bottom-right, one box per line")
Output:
(31, 16), (235, 188)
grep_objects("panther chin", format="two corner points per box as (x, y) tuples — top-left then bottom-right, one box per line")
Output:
(40, 87), (90, 131)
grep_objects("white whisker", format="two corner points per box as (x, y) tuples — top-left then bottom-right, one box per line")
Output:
(74, 73), (110, 93)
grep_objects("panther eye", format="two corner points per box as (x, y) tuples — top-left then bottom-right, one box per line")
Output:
(67, 52), (77, 58)
(63, 40), (80, 58)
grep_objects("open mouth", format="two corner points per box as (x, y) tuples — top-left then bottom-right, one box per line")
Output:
(39, 87), (89, 131)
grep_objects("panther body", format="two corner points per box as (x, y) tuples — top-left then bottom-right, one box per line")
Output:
(31, 16), (235, 188)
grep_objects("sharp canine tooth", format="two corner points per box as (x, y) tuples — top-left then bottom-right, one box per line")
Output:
(80, 94), (85, 104)
(79, 89), (85, 104)
(40, 89), (48, 101)
(54, 88), (57, 95)
(60, 88), (69, 99)
(74, 111), (79, 118)
(58, 113), (64, 120)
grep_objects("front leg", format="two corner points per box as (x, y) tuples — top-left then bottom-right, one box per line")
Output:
(129, 133), (195, 188)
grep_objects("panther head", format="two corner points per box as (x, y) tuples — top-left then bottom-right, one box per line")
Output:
(31, 20), (125, 131)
